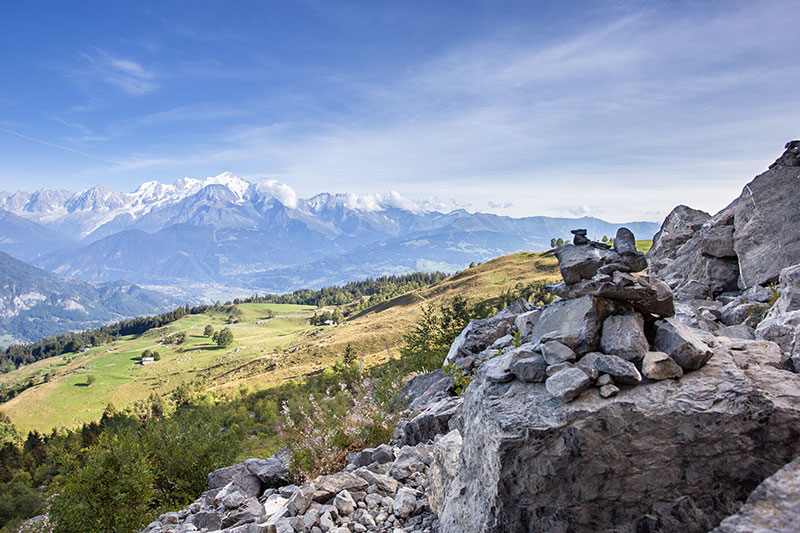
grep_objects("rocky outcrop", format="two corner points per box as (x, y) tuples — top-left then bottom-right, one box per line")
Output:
(434, 336), (800, 532)
(648, 141), (800, 297)
(711, 455), (800, 533)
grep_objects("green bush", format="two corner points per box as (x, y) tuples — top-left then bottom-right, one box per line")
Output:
(49, 432), (155, 533)
(213, 328), (234, 348)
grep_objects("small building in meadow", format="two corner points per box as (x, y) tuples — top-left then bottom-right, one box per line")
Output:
(141, 356), (155, 365)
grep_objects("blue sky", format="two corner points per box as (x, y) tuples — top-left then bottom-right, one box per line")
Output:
(0, 0), (798, 222)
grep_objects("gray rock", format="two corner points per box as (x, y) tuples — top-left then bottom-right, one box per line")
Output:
(399, 369), (451, 412)
(208, 462), (263, 497)
(540, 340), (576, 365)
(654, 317), (714, 370)
(595, 373), (613, 386)
(392, 488), (417, 519)
(485, 365), (514, 384)
(388, 447), (426, 481)
(544, 367), (592, 402)
(435, 336), (800, 533)
(444, 314), (512, 367)
(333, 490), (356, 516)
(600, 313), (649, 362)
(642, 351), (683, 380)
(347, 444), (395, 468)
(702, 225), (736, 258)
(647, 205), (711, 272)
(554, 244), (623, 284)
(598, 384), (619, 398)
(311, 472), (369, 503)
(613, 227), (637, 255)
(353, 467), (399, 495)
(428, 430), (462, 514)
(717, 324), (755, 340)
(531, 295), (620, 355)
(755, 283), (800, 356)
(712, 455), (800, 532)
(503, 344), (547, 383)
(393, 396), (462, 446)
(246, 453), (292, 489)
(514, 309), (542, 341)
(720, 299), (764, 327)
(545, 361), (574, 377)
(593, 353), (642, 385)
(547, 273), (675, 318)
(287, 484), (315, 516)
(188, 511), (221, 531)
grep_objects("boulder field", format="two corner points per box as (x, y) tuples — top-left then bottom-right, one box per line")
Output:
(140, 141), (800, 533)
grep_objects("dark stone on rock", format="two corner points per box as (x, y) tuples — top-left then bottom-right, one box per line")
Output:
(546, 361), (574, 377)
(394, 396), (463, 446)
(547, 273), (675, 318)
(346, 444), (395, 468)
(613, 227), (637, 255)
(642, 351), (683, 380)
(768, 139), (800, 168)
(531, 295), (620, 355)
(599, 384), (619, 398)
(600, 313), (649, 362)
(208, 461), (264, 497)
(544, 366), (592, 402)
(717, 324), (755, 340)
(444, 314), (513, 367)
(702, 225), (736, 258)
(311, 472), (369, 503)
(504, 346), (547, 383)
(597, 262), (630, 275)
(189, 511), (222, 531)
(435, 336), (800, 533)
(540, 340), (576, 365)
(648, 205), (711, 272)
(514, 309), (542, 341)
(712, 455), (800, 532)
(246, 453), (291, 489)
(654, 318), (714, 370)
(593, 353), (642, 384)
(554, 244), (622, 284)
(400, 369), (452, 411)
(485, 365), (514, 384)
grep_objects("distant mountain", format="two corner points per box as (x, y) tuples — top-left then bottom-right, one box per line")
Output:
(0, 252), (175, 345)
(1, 174), (661, 297)
(0, 210), (77, 261)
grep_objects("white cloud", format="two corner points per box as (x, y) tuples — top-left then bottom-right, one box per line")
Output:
(568, 205), (592, 216)
(66, 49), (157, 96)
(253, 179), (298, 208)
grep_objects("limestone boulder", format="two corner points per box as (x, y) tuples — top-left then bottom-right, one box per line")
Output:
(428, 430), (463, 514)
(444, 314), (513, 367)
(530, 295), (620, 355)
(653, 317), (714, 370)
(712, 456), (800, 532)
(553, 244), (622, 284)
(434, 337), (800, 533)
(600, 313), (649, 362)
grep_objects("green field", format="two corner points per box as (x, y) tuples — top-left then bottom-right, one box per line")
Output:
(1, 303), (317, 434)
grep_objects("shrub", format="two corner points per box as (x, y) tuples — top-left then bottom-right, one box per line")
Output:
(276, 376), (402, 482)
(203, 325), (215, 337)
(49, 432), (155, 533)
(213, 328), (234, 348)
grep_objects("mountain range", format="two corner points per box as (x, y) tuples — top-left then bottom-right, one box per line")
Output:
(0, 251), (174, 345)
(0, 174), (661, 299)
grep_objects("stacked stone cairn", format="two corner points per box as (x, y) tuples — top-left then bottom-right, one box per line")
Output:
(488, 227), (715, 403)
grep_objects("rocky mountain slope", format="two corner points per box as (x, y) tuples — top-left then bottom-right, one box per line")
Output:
(0, 252), (174, 344)
(0, 209), (76, 261)
(1, 176), (658, 296)
(138, 141), (800, 532)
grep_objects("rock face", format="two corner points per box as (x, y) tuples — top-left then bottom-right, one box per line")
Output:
(648, 141), (800, 295)
(712, 455), (800, 533)
(435, 338), (800, 532)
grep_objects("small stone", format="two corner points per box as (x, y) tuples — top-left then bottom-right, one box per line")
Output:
(600, 313), (649, 362)
(546, 361), (574, 377)
(393, 487), (417, 519)
(599, 384), (620, 398)
(541, 340), (576, 365)
(593, 353), (642, 385)
(654, 317), (714, 370)
(545, 367), (592, 402)
(596, 373), (614, 387)
(485, 365), (515, 384)
(642, 351), (683, 380)
(613, 227), (637, 255)
(334, 490), (357, 516)
(319, 511), (335, 531)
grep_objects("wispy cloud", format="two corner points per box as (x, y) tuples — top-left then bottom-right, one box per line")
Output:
(62, 48), (158, 97)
